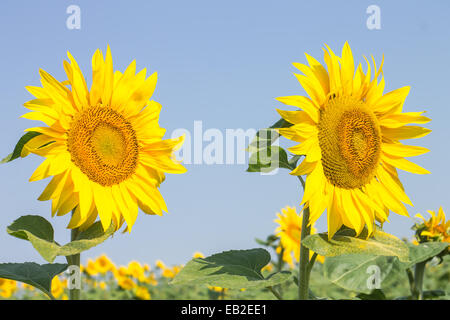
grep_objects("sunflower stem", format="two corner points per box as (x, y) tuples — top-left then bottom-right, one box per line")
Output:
(412, 261), (426, 300)
(406, 268), (415, 297)
(267, 286), (283, 300)
(68, 209), (81, 300)
(298, 205), (311, 300)
(276, 244), (285, 272)
(306, 252), (318, 277)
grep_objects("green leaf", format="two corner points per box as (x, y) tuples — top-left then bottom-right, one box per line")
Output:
(58, 221), (115, 257)
(254, 235), (278, 247)
(422, 290), (446, 299)
(247, 118), (292, 153)
(1, 131), (41, 163)
(324, 253), (403, 294)
(7, 215), (114, 263)
(247, 146), (291, 173)
(356, 289), (387, 300)
(303, 228), (410, 262)
(246, 118), (294, 173)
(395, 290), (447, 300)
(401, 242), (449, 269)
(7, 215), (60, 263)
(171, 248), (292, 289)
(0, 262), (67, 299)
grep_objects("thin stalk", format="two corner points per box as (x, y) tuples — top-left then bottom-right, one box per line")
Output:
(294, 174), (310, 300)
(274, 244), (285, 297)
(267, 286), (283, 300)
(68, 208), (81, 300)
(298, 205), (311, 300)
(406, 268), (415, 297)
(412, 261), (426, 300)
(276, 245), (285, 272)
(306, 252), (318, 277)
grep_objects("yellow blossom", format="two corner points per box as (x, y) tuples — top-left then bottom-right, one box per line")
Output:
(135, 286), (151, 300)
(95, 254), (116, 274)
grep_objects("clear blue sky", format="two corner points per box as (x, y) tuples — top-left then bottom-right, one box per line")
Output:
(0, 0), (448, 267)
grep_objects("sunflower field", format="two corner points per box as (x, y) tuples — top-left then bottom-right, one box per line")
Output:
(0, 2), (449, 304)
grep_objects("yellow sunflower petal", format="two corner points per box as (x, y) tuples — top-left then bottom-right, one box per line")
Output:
(275, 96), (319, 123)
(382, 143), (429, 158)
(382, 125), (431, 140)
(382, 154), (430, 174)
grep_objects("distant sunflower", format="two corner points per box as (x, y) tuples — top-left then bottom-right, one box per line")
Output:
(277, 42), (431, 239)
(414, 207), (450, 244)
(94, 254), (116, 274)
(274, 206), (324, 267)
(21, 46), (186, 232)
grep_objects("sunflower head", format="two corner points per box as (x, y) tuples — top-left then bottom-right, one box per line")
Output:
(277, 42), (431, 239)
(274, 206), (323, 267)
(94, 254), (115, 274)
(21, 46), (186, 232)
(414, 207), (450, 244)
(117, 277), (136, 290)
(192, 251), (205, 259)
(127, 261), (145, 280)
(0, 279), (17, 299)
(135, 286), (151, 300)
(84, 259), (99, 276)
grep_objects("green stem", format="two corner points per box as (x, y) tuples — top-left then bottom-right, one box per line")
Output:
(267, 286), (283, 300)
(274, 243), (285, 297)
(307, 252), (318, 277)
(276, 245), (285, 272)
(68, 208), (81, 300)
(406, 268), (415, 297)
(412, 261), (426, 300)
(298, 205), (311, 300)
(47, 292), (57, 300)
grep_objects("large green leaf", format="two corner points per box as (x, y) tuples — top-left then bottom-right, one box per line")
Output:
(1, 131), (42, 163)
(401, 242), (449, 269)
(171, 248), (292, 289)
(7, 215), (60, 263)
(7, 215), (114, 263)
(0, 262), (67, 299)
(323, 253), (403, 294)
(303, 228), (410, 262)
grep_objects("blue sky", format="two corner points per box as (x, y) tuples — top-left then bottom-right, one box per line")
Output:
(0, 0), (449, 267)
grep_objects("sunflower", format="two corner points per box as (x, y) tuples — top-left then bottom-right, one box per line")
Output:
(276, 42), (431, 239)
(84, 259), (99, 276)
(117, 277), (136, 290)
(274, 206), (324, 267)
(127, 261), (146, 281)
(414, 207), (450, 244)
(51, 276), (64, 299)
(0, 279), (17, 299)
(20, 46), (186, 232)
(192, 251), (205, 258)
(135, 286), (151, 300)
(94, 254), (116, 274)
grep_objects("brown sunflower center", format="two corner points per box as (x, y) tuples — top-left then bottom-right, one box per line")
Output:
(318, 96), (381, 189)
(67, 105), (139, 186)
